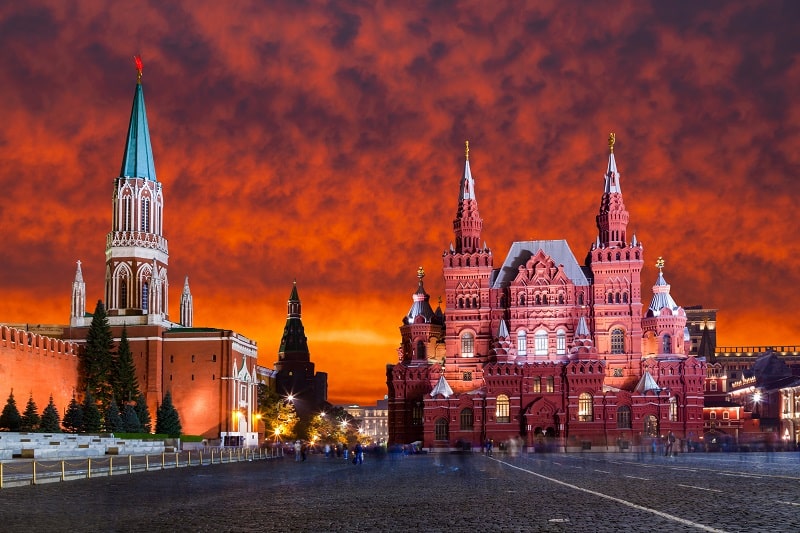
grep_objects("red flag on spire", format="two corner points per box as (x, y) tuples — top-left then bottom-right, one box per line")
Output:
(134, 55), (143, 82)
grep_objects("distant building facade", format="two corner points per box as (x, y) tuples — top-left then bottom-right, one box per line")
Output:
(343, 399), (389, 445)
(387, 138), (706, 451)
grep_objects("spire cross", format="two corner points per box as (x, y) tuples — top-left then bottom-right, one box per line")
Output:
(465, 140), (470, 161)
(76, 259), (81, 268)
(608, 132), (616, 153)
(417, 266), (425, 280)
(656, 256), (665, 272)
(134, 55), (143, 84)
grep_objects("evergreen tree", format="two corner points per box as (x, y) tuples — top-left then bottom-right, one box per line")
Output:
(155, 391), (182, 437)
(20, 394), (41, 432)
(81, 300), (115, 409)
(40, 395), (61, 433)
(134, 392), (152, 433)
(104, 398), (124, 433)
(112, 326), (140, 405)
(62, 394), (84, 433)
(0, 390), (22, 431)
(122, 403), (142, 433)
(82, 390), (103, 433)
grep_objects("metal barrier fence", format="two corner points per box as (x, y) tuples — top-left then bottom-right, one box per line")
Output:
(0, 446), (285, 489)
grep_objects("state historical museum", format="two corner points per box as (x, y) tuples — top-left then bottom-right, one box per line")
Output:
(387, 137), (705, 451)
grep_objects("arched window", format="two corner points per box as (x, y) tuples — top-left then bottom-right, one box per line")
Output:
(123, 196), (132, 231)
(434, 418), (449, 440)
(460, 408), (474, 430)
(473, 297), (478, 308)
(416, 340), (426, 360)
(533, 377), (541, 393)
(412, 403), (423, 426)
(461, 333), (474, 358)
(535, 294), (541, 305)
(142, 282), (149, 312)
(616, 405), (632, 429)
(622, 292), (628, 303)
(542, 294), (548, 304)
(578, 293), (584, 305)
(535, 331), (548, 356)
(611, 328), (625, 354)
(607, 293), (613, 304)
(141, 197), (150, 232)
(558, 294), (564, 304)
(519, 294), (526, 306)
(556, 329), (566, 355)
(669, 396), (678, 422)
(517, 331), (527, 355)
(465, 298), (471, 309)
(496, 394), (510, 423)
(120, 279), (128, 308)
(578, 393), (593, 421)
(615, 292), (621, 303)
(546, 376), (554, 393)
(663, 334), (672, 354)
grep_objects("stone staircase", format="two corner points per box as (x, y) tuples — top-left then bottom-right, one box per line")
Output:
(0, 433), (166, 460)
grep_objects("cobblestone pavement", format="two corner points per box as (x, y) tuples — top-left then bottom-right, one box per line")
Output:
(1, 451), (799, 532)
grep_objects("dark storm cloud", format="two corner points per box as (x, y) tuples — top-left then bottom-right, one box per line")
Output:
(1, 0), (799, 404)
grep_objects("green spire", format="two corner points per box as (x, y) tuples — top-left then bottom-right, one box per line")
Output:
(120, 58), (157, 181)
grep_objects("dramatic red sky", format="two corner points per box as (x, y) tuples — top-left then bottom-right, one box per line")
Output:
(2, 1), (798, 406)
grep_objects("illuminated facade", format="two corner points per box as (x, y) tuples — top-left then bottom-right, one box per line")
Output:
(64, 62), (259, 444)
(387, 137), (706, 451)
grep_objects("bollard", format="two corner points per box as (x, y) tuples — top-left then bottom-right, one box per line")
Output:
(200, 450), (203, 465)
(0, 462), (3, 489)
(109, 456), (113, 477)
(88, 458), (92, 479)
(188, 451), (191, 467)
(129, 455), (132, 474)
(62, 460), (65, 481)
(162, 453), (166, 470)
(146, 455), (149, 471)
(175, 452), (178, 468)
(32, 461), (36, 485)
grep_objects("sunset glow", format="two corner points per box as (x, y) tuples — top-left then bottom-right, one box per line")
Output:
(1, 2), (798, 406)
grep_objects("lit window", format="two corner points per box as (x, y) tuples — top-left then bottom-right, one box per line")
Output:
(461, 333), (474, 358)
(462, 371), (472, 381)
(412, 403), (423, 426)
(535, 331), (548, 356)
(611, 329), (624, 354)
(722, 411), (729, 420)
(669, 396), (678, 422)
(556, 330), (566, 355)
(533, 377), (541, 393)
(142, 282), (149, 312)
(141, 197), (150, 232)
(578, 393), (593, 421)
(517, 331), (527, 355)
(710, 411), (717, 420)
(546, 376), (554, 393)
(496, 394), (510, 423)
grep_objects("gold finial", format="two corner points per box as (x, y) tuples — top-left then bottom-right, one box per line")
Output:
(608, 132), (616, 153)
(465, 140), (470, 161)
(656, 256), (665, 271)
(417, 266), (425, 280)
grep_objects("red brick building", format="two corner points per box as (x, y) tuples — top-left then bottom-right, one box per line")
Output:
(387, 137), (706, 451)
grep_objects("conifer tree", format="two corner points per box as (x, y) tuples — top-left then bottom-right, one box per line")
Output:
(81, 300), (115, 409)
(134, 392), (152, 433)
(62, 394), (84, 433)
(0, 390), (22, 431)
(113, 326), (140, 405)
(122, 403), (142, 433)
(155, 391), (182, 437)
(104, 398), (124, 433)
(82, 390), (103, 433)
(40, 395), (61, 433)
(21, 394), (41, 432)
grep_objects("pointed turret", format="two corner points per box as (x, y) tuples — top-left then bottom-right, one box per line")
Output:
(120, 56), (157, 181)
(404, 267), (438, 325)
(569, 316), (598, 360)
(453, 141), (484, 254)
(279, 280), (309, 356)
(595, 133), (629, 248)
(105, 57), (169, 325)
(642, 257), (688, 357)
(179, 276), (193, 327)
(70, 260), (86, 327)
